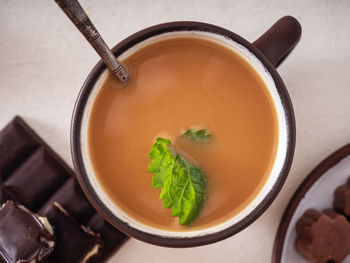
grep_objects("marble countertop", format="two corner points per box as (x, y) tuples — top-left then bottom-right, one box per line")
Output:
(1, 0), (350, 262)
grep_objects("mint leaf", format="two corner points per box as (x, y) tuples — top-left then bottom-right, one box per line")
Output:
(148, 138), (206, 225)
(181, 129), (212, 142)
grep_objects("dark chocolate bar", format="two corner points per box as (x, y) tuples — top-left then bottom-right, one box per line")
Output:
(42, 202), (101, 263)
(0, 200), (55, 263)
(0, 116), (127, 262)
(295, 209), (350, 263)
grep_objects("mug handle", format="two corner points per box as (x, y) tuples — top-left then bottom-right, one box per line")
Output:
(253, 16), (302, 68)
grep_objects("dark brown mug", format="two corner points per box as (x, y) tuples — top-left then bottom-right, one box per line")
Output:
(71, 16), (301, 247)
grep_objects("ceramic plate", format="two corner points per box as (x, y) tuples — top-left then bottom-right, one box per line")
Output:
(272, 143), (350, 263)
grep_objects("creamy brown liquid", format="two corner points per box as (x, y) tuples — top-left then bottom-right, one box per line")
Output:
(88, 37), (278, 231)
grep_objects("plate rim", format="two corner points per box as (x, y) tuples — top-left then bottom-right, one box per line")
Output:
(271, 143), (350, 263)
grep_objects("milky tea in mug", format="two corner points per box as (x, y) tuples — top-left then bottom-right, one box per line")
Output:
(87, 35), (279, 232)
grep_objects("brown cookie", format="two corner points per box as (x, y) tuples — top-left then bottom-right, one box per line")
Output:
(334, 177), (350, 217)
(296, 209), (350, 263)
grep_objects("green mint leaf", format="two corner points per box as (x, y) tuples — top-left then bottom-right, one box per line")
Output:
(148, 138), (206, 225)
(181, 129), (212, 142)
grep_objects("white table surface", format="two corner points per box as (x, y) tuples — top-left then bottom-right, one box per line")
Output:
(1, 1), (350, 262)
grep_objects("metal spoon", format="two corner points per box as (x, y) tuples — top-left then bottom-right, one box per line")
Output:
(54, 0), (128, 82)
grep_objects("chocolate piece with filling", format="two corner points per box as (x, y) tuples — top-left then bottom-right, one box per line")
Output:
(296, 209), (350, 263)
(41, 202), (102, 263)
(333, 176), (350, 217)
(0, 200), (55, 263)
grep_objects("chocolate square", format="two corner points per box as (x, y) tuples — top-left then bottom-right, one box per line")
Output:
(88, 213), (128, 262)
(42, 202), (102, 263)
(0, 117), (39, 181)
(40, 177), (95, 225)
(4, 148), (69, 210)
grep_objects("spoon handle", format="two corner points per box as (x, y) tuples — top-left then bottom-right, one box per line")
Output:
(55, 0), (128, 82)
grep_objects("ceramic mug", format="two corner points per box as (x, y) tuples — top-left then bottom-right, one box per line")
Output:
(71, 16), (301, 247)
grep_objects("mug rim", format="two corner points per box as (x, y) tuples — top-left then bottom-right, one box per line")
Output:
(71, 21), (296, 247)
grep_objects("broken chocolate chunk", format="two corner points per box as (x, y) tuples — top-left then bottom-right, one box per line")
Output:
(0, 200), (55, 263)
(296, 209), (350, 263)
(41, 202), (102, 263)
